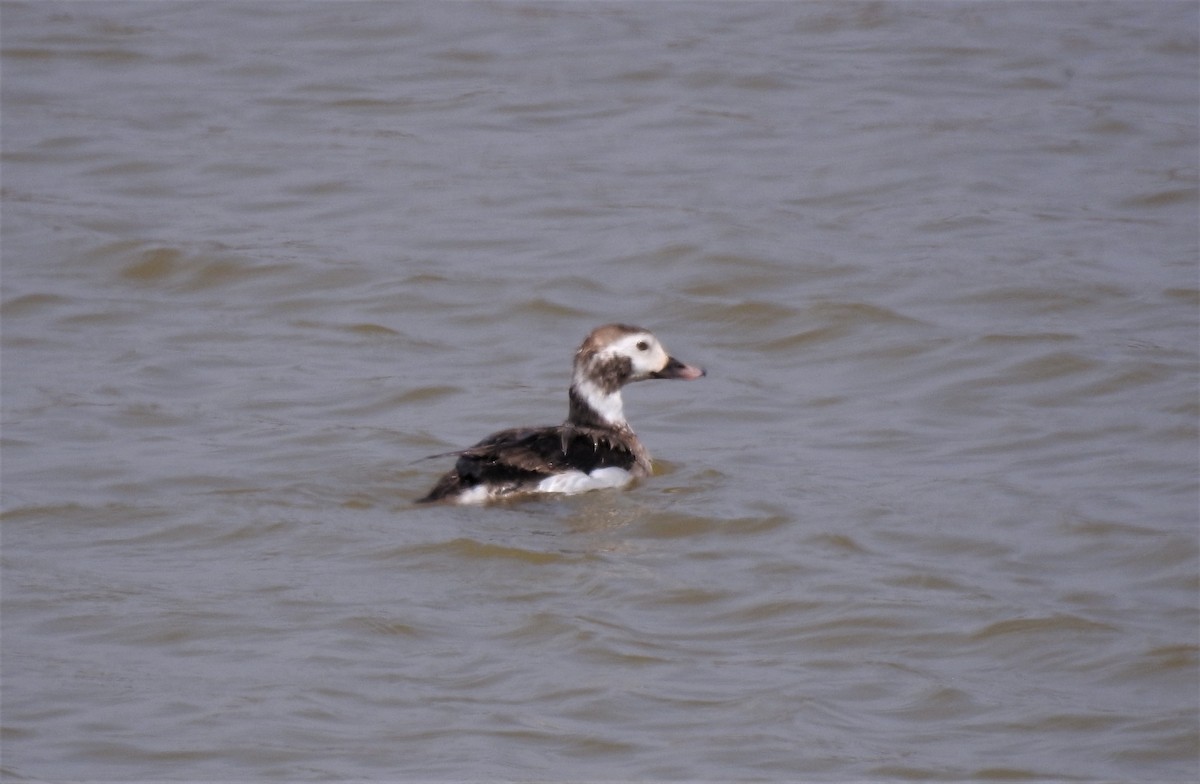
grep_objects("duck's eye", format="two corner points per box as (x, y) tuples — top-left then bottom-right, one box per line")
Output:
(636, 340), (649, 351)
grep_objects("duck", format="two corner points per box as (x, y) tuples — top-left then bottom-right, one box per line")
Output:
(418, 323), (705, 504)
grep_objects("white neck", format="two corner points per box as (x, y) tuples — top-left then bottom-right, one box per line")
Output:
(571, 374), (626, 427)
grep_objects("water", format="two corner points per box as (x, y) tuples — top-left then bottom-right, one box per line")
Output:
(2, 1), (1197, 780)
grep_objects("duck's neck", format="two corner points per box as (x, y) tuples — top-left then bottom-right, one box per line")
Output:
(567, 377), (627, 430)
(567, 377), (652, 477)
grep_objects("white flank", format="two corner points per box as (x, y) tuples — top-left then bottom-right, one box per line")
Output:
(454, 485), (492, 505)
(453, 467), (634, 504)
(535, 467), (632, 495)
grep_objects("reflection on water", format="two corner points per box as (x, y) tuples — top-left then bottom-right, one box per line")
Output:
(2, 1), (1197, 781)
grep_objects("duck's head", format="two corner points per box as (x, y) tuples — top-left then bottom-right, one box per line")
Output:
(573, 324), (705, 395)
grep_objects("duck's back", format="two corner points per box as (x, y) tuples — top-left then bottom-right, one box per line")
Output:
(417, 424), (647, 504)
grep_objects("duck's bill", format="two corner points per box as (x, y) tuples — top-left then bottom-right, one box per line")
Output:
(652, 357), (706, 380)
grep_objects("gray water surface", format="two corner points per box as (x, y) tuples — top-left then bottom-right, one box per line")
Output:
(2, 1), (1197, 780)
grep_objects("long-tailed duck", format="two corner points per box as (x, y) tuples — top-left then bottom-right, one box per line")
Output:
(418, 324), (705, 504)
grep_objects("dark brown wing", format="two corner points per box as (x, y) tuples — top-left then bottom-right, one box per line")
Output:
(417, 425), (637, 503)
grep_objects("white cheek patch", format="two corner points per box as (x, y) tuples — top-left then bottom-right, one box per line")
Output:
(606, 333), (667, 378)
(637, 348), (670, 376)
(535, 467), (633, 495)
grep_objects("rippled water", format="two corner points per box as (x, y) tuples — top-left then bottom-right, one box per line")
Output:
(2, 1), (1197, 781)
